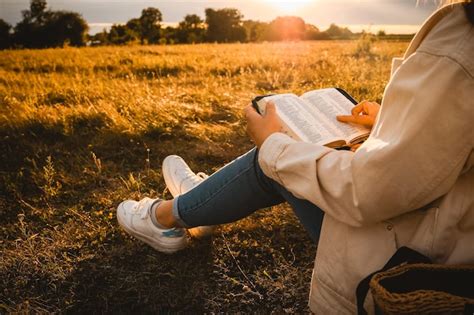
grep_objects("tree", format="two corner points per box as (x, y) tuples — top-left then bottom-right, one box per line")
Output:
(242, 20), (269, 42)
(139, 7), (162, 44)
(29, 0), (47, 24)
(126, 18), (141, 36)
(176, 14), (205, 43)
(304, 24), (323, 40)
(205, 8), (246, 43)
(107, 24), (137, 45)
(267, 16), (306, 41)
(324, 23), (353, 39)
(161, 26), (177, 44)
(13, 19), (36, 48)
(13, 0), (88, 48)
(14, 0), (50, 47)
(45, 11), (88, 46)
(0, 19), (12, 49)
(181, 14), (203, 29)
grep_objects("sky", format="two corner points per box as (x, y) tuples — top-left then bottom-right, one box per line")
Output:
(0, 0), (439, 34)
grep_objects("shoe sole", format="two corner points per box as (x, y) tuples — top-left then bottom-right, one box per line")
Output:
(162, 155), (181, 198)
(187, 225), (215, 239)
(117, 202), (187, 254)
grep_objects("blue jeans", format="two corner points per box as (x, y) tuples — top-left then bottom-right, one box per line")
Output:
(172, 148), (325, 243)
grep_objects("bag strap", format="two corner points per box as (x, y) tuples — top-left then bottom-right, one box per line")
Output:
(464, 303), (474, 315)
(356, 246), (432, 315)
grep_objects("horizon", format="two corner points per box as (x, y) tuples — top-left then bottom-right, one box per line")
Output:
(86, 22), (424, 36)
(0, 0), (439, 35)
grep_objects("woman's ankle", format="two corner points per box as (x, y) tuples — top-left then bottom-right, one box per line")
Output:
(153, 199), (178, 229)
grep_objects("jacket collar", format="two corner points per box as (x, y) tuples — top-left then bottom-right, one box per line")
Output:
(404, 2), (465, 58)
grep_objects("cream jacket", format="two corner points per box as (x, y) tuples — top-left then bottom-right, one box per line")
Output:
(258, 4), (474, 314)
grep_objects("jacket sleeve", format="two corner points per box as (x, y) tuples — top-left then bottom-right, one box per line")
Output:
(258, 52), (474, 227)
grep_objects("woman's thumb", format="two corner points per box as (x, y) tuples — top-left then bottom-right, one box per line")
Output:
(265, 102), (277, 116)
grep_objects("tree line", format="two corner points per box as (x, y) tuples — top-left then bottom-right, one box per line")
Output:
(88, 9), (358, 46)
(0, 0), (367, 50)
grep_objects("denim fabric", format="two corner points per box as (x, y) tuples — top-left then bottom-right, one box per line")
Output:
(173, 148), (325, 243)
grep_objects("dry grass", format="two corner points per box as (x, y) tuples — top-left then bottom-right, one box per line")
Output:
(0, 41), (407, 313)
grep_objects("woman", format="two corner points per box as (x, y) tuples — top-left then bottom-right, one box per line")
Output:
(117, 2), (473, 313)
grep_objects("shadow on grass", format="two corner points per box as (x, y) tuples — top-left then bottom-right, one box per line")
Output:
(65, 237), (216, 313)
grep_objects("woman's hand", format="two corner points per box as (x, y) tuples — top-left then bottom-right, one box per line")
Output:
(336, 100), (381, 129)
(244, 102), (283, 148)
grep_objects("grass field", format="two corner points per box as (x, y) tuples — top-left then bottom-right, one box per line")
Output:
(0, 41), (407, 313)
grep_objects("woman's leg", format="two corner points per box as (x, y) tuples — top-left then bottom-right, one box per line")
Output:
(164, 148), (325, 243)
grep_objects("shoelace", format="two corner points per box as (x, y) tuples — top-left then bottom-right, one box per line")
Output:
(176, 168), (208, 186)
(134, 197), (152, 220)
(133, 198), (184, 236)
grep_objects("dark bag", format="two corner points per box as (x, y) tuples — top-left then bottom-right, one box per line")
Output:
(356, 246), (474, 315)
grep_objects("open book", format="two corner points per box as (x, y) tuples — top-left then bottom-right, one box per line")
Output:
(252, 88), (370, 149)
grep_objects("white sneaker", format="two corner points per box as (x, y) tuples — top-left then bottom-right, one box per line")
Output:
(117, 197), (188, 253)
(162, 155), (215, 238)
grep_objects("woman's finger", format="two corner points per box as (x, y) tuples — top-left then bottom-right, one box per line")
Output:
(336, 115), (358, 123)
(351, 101), (368, 116)
(337, 114), (374, 127)
(353, 100), (376, 116)
(350, 143), (362, 152)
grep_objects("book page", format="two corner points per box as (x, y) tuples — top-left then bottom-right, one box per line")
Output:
(257, 94), (343, 145)
(301, 88), (370, 143)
